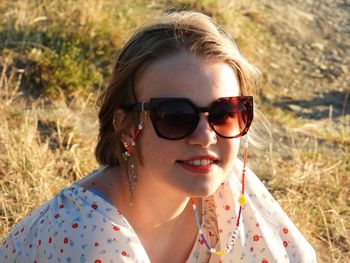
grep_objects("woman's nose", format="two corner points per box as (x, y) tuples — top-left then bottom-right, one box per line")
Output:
(186, 114), (217, 147)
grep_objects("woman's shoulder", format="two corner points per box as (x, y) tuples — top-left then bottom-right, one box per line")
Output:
(0, 168), (134, 262)
(217, 160), (317, 262)
(0, 189), (60, 262)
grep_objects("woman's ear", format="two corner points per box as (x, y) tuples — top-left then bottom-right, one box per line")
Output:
(113, 109), (134, 141)
(113, 109), (129, 134)
(113, 109), (126, 133)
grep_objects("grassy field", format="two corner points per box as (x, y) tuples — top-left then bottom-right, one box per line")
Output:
(0, 1), (349, 262)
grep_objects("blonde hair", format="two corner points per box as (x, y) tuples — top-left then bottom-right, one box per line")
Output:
(95, 11), (262, 166)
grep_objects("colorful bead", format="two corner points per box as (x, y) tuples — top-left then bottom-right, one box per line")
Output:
(122, 117), (144, 162)
(213, 250), (225, 255)
(122, 152), (129, 161)
(244, 134), (249, 146)
(238, 194), (247, 206)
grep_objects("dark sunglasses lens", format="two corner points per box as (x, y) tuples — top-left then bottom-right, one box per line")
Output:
(152, 101), (197, 139)
(210, 98), (250, 137)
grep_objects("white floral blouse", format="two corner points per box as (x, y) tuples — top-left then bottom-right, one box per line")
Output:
(0, 159), (317, 262)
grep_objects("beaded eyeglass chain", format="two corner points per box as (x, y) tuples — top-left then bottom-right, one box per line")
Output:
(190, 134), (249, 255)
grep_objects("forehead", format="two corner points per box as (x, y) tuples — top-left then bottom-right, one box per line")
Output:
(134, 51), (240, 106)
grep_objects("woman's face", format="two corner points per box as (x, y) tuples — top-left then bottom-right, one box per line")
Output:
(132, 51), (240, 198)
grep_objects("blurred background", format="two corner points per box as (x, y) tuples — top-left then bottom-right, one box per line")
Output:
(0, 0), (349, 262)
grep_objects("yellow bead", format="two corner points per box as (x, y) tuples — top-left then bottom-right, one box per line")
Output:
(212, 251), (225, 255)
(238, 194), (247, 206)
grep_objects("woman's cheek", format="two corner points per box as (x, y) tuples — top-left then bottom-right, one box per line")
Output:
(222, 138), (240, 171)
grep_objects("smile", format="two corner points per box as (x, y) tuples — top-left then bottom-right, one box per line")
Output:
(176, 156), (219, 174)
(182, 159), (215, 166)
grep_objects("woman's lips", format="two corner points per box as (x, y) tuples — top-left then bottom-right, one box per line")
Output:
(176, 156), (218, 174)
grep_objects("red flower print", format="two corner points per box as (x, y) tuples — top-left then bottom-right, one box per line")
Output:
(92, 204), (98, 210)
(283, 241), (288, 247)
(253, 235), (260, 242)
(283, 228), (289, 234)
(209, 231), (214, 237)
(48, 237), (52, 244)
(199, 239), (204, 245)
(95, 260), (101, 263)
(250, 246), (254, 252)
(225, 205), (230, 210)
(121, 251), (127, 256)
(59, 204), (64, 209)
(113, 226), (120, 231)
(256, 223), (260, 227)
(54, 213), (59, 219)
(95, 242), (99, 247)
(64, 237), (69, 244)
(72, 223), (78, 229)
(38, 240), (41, 246)
(12, 248), (16, 253)
(262, 259), (269, 263)
(82, 188), (87, 193)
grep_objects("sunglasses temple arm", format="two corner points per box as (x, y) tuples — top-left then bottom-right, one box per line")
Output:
(123, 102), (150, 112)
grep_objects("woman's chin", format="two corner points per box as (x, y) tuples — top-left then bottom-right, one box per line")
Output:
(182, 178), (223, 198)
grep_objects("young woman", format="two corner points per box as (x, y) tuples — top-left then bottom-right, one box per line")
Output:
(0, 11), (316, 263)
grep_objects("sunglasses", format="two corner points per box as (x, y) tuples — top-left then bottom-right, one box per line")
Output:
(123, 96), (253, 140)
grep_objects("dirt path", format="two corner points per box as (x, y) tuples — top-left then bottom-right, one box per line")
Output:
(257, 0), (349, 122)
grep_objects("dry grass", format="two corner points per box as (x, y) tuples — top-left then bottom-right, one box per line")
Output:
(0, 57), (98, 235)
(0, 1), (349, 263)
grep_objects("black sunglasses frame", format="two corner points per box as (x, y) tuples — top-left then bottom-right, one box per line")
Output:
(123, 96), (253, 140)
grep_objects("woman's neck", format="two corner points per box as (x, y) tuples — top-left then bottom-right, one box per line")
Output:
(107, 166), (199, 262)
(112, 165), (193, 232)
